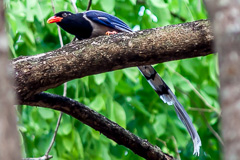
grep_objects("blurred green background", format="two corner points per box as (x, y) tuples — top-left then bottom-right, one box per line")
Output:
(5, 0), (221, 159)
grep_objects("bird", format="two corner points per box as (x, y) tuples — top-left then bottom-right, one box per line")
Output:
(47, 10), (202, 155)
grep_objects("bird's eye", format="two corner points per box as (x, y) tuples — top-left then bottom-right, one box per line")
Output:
(62, 13), (68, 17)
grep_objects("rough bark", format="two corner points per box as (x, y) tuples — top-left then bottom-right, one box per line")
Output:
(13, 19), (214, 160)
(22, 93), (174, 160)
(0, 0), (21, 159)
(205, 1), (240, 159)
(13, 20), (214, 101)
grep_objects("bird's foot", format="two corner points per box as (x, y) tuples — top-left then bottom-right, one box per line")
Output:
(105, 31), (118, 35)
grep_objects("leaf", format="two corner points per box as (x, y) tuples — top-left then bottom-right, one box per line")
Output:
(113, 101), (126, 128)
(116, 80), (134, 95)
(18, 125), (27, 133)
(8, 33), (17, 58)
(26, 0), (38, 22)
(209, 55), (220, 86)
(100, 0), (115, 13)
(123, 67), (139, 83)
(58, 122), (72, 136)
(81, 76), (89, 87)
(114, 70), (123, 83)
(153, 114), (167, 137)
(38, 108), (54, 120)
(101, 144), (112, 160)
(165, 61), (179, 71)
(150, 0), (168, 8)
(92, 0), (100, 5)
(91, 129), (101, 140)
(63, 137), (74, 152)
(11, 1), (26, 17)
(38, 3), (52, 20)
(74, 131), (84, 159)
(178, 81), (193, 92)
(94, 73), (106, 85)
(27, 0), (37, 8)
(105, 96), (114, 120)
(129, 0), (137, 5)
(181, 59), (199, 79)
(129, 99), (151, 117)
(147, 0), (171, 25)
(199, 90), (214, 105)
(58, 115), (72, 135)
(202, 85), (218, 96)
(25, 29), (35, 44)
(162, 71), (175, 93)
(89, 95), (105, 112)
(169, 118), (188, 147)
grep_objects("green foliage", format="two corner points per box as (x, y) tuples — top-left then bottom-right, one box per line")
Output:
(6, 0), (221, 159)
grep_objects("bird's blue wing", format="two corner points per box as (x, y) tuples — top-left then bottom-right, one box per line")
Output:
(85, 10), (132, 32)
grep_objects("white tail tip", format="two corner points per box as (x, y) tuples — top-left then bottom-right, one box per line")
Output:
(193, 137), (201, 156)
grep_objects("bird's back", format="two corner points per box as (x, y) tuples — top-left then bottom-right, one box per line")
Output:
(84, 10), (132, 33)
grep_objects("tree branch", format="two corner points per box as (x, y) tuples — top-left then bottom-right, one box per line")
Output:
(0, 0), (21, 159)
(204, 0), (240, 158)
(20, 92), (174, 160)
(13, 20), (214, 159)
(13, 20), (213, 101)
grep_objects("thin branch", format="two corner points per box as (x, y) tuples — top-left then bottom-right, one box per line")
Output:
(175, 87), (216, 113)
(156, 138), (168, 148)
(166, 64), (220, 115)
(201, 113), (224, 146)
(86, 0), (92, 11)
(20, 92), (174, 160)
(69, 0), (78, 40)
(188, 107), (214, 112)
(170, 12), (186, 22)
(57, 27), (64, 47)
(171, 136), (181, 160)
(175, 87), (223, 146)
(50, 0), (63, 47)
(174, 85), (222, 146)
(44, 1), (65, 159)
(63, 82), (67, 96)
(50, 0), (56, 14)
(44, 112), (63, 157)
(22, 155), (53, 160)
(70, 0), (78, 13)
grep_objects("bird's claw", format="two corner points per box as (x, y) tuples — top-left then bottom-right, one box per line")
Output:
(105, 31), (118, 35)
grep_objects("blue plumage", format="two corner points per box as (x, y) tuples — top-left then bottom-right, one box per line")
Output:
(85, 10), (132, 32)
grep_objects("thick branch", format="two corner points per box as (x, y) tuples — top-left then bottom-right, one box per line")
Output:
(205, 0), (240, 159)
(21, 93), (174, 160)
(13, 20), (213, 101)
(0, 0), (21, 159)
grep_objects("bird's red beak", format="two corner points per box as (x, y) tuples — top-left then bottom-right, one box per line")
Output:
(47, 16), (63, 23)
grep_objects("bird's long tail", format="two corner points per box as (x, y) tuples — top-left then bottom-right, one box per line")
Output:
(138, 65), (201, 156)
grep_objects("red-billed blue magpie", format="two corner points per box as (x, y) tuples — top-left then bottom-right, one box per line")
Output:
(47, 10), (201, 155)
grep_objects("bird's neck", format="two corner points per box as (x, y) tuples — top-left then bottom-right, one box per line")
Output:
(57, 13), (93, 39)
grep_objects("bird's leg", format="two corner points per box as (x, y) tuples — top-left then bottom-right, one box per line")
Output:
(105, 31), (118, 35)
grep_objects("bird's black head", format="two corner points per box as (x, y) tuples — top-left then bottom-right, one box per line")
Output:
(47, 11), (93, 39)
(47, 11), (74, 24)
